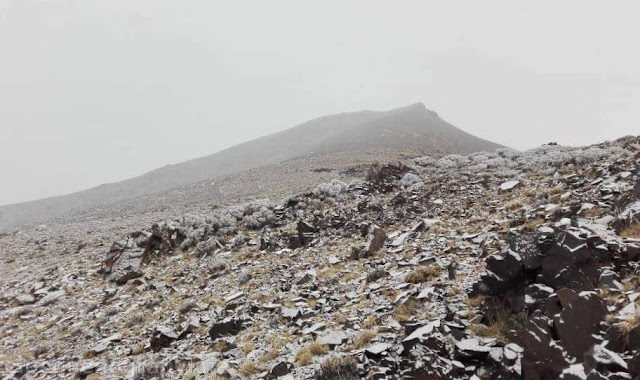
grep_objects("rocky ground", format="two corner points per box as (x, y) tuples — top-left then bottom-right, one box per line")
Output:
(1, 136), (640, 380)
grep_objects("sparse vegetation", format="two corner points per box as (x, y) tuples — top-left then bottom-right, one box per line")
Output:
(505, 199), (523, 211)
(353, 330), (375, 349)
(469, 309), (527, 343)
(362, 316), (377, 329)
(620, 222), (640, 239)
(296, 343), (329, 366)
(239, 362), (263, 376)
(394, 299), (422, 322)
(524, 217), (545, 231)
(315, 356), (360, 380)
(405, 265), (441, 283)
(366, 269), (387, 283)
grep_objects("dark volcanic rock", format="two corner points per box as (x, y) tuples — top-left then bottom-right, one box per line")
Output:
(509, 234), (543, 271)
(475, 250), (524, 295)
(555, 291), (607, 358)
(540, 230), (611, 291)
(268, 361), (292, 378)
(150, 326), (179, 352)
(209, 318), (244, 341)
(515, 311), (569, 379)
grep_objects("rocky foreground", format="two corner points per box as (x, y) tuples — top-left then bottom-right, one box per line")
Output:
(1, 137), (640, 380)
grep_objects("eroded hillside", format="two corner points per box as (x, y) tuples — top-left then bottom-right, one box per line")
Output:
(1, 137), (639, 379)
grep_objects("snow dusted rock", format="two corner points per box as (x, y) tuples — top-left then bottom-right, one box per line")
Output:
(474, 248), (524, 295)
(1, 136), (638, 379)
(584, 344), (628, 374)
(515, 311), (569, 378)
(499, 180), (521, 191)
(39, 290), (64, 306)
(508, 233), (543, 271)
(540, 229), (612, 291)
(316, 330), (349, 346)
(455, 338), (492, 360)
(269, 361), (292, 377)
(281, 307), (301, 319)
(599, 268), (621, 289)
(365, 342), (392, 356)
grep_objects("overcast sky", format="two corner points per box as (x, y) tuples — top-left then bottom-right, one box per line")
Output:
(1, 1), (639, 206)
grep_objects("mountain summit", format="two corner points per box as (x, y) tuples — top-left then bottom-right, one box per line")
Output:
(0, 103), (503, 230)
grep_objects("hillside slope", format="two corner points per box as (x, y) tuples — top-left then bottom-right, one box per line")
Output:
(1, 136), (638, 379)
(0, 103), (503, 231)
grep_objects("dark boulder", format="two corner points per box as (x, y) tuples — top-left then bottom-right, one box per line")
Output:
(509, 234), (543, 271)
(539, 231), (611, 291)
(209, 318), (244, 341)
(150, 326), (179, 352)
(268, 362), (292, 378)
(554, 291), (607, 358)
(515, 311), (569, 379)
(474, 250), (524, 295)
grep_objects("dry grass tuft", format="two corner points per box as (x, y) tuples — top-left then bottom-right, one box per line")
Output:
(469, 310), (526, 343)
(469, 320), (511, 343)
(315, 356), (360, 380)
(599, 288), (620, 306)
(241, 342), (255, 356)
(341, 272), (360, 282)
(366, 269), (388, 283)
(607, 312), (640, 351)
(212, 340), (231, 352)
(362, 316), (377, 329)
(394, 299), (422, 322)
(335, 313), (348, 325)
(318, 266), (339, 279)
(620, 222), (640, 239)
(131, 342), (146, 355)
(405, 265), (441, 283)
(549, 186), (565, 195)
(308, 343), (329, 356)
(505, 199), (524, 211)
(295, 343), (329, 366)
(353, 330), (376, 349)
(524, 218), (545, 231)
(296, 350), (314, 366)
(259, 348), (279, 363)
(239, 362), (263, 376)
(465, 295), (487, 309)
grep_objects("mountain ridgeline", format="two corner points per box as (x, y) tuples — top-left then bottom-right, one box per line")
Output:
(0, 103), (503, 231)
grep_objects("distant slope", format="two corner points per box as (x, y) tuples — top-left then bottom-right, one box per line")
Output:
(0, 103), (504, 231)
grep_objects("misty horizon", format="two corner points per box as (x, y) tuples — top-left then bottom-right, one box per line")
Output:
(2, 1), (640, 205)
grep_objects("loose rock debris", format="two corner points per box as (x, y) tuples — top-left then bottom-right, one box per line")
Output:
(1, 136), (640, 379)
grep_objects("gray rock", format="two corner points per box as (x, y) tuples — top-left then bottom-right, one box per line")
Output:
(316, 330), (348, 346)
(14, 294), (35, 306)
(499, 180), (521, 191)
